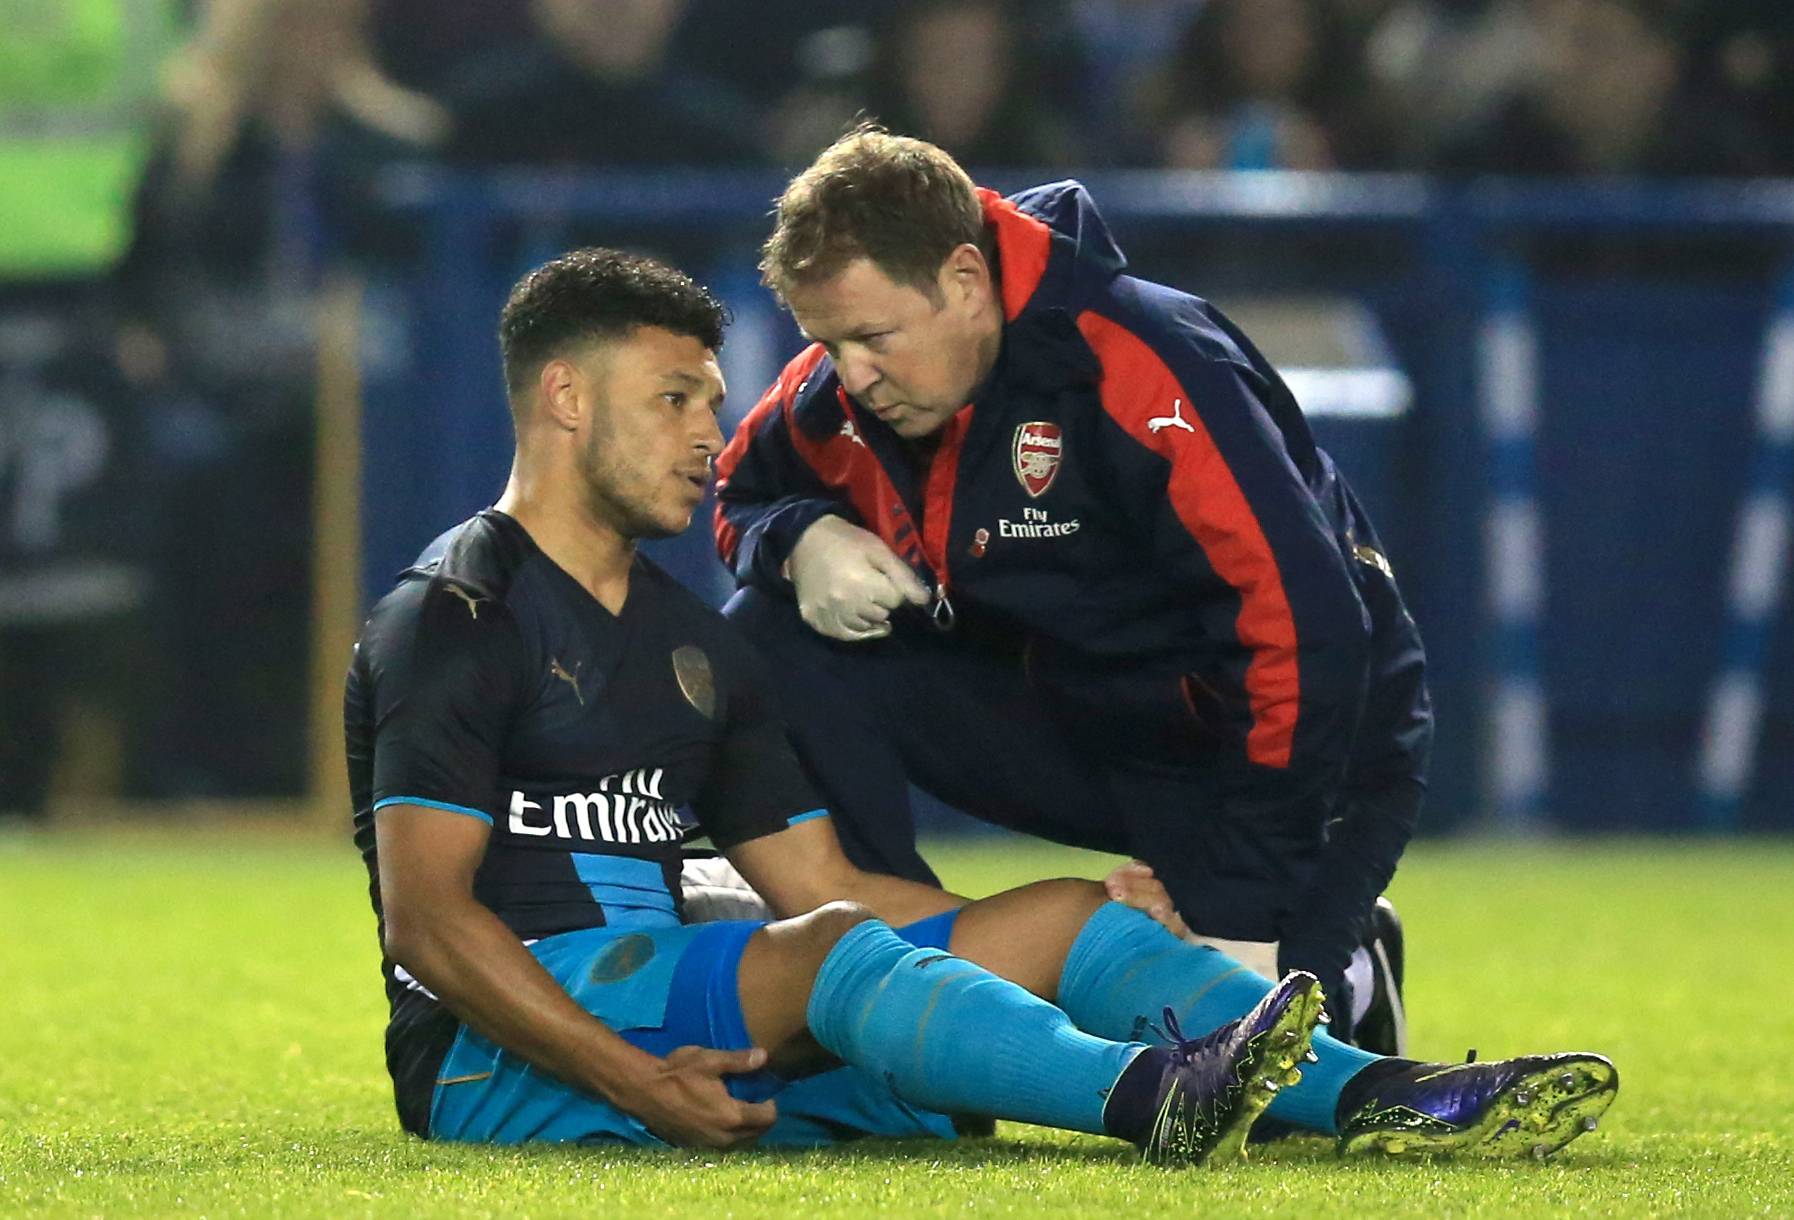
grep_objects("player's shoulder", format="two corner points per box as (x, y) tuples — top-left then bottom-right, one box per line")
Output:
(412, 510), (535, 605)
(360, 513), (531, 671)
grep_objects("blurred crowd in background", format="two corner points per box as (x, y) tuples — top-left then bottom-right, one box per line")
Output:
(161, 0), (1794, 181)
(382, 0), (1794, 176)
(4, 0), (1793, 816)
(132, 0), (1794, 190)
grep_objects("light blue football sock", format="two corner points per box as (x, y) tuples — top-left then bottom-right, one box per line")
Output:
(1055, 901), (1381, 1133)
(805, 919), (1144, 1136)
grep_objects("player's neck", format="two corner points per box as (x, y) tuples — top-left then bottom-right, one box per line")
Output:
(495, 477), (636, 614)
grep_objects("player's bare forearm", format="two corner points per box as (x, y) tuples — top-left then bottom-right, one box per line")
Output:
(820, 865), (966, 925)
(374, 805), (774, 1146)
(724, 818), (965, 926)
(386, 900), (773, 1147)
(374, 810), (663, 1104)
(726, 819), (1193, 939)
(382, 892), (662, 1100)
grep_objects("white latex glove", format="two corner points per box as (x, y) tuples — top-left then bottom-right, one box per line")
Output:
(784, 515), (929, 641)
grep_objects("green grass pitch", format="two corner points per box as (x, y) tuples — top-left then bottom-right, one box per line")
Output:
(3, 830), (1791, 1218)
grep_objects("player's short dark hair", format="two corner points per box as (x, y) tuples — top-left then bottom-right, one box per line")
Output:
(761, 122), (990, 302)
(499, 248), (727, 404)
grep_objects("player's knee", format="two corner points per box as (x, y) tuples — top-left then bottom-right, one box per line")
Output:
(804, 899), (879, 942)
(1058, 876), (1111, 903)
(747, 900), (874, 993)
(775, 899), (875, 964)
(1026, 876), (1110, 918)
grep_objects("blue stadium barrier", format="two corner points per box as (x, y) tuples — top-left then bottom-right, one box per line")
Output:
(1697, 261), (1794, 829)
(1477, 260), (1548, 832)
(352, 169), (1794, 833)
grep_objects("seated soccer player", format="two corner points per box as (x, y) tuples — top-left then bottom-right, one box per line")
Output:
(345, 248), (1617, 1160)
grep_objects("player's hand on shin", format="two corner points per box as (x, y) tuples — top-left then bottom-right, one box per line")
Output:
(786, 516), (929, 642)
(630, 1045), (777, 1148)
(1103, 859), (1191, 939)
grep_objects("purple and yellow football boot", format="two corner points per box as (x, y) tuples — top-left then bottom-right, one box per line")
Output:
(1105, 971), (1327, 1167)
(1335, 1050), (1619, 1159)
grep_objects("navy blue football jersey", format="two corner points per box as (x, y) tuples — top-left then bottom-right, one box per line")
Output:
(345, 509), (821, 1132)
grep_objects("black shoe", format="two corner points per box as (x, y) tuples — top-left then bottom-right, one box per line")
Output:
(1352, 896), (1407, 1057)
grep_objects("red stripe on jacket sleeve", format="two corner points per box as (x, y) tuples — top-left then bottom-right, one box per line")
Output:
(785, 388), (929, 571)
(712, 344), (830, 566)
(1077, 311), (1301, 768)
(787, 388), (884, 528)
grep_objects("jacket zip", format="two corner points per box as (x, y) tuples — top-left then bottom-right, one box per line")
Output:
(919, 407), (975, 631)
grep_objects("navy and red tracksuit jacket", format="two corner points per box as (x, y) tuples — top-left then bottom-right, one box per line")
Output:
(714, 181), (1430, 975)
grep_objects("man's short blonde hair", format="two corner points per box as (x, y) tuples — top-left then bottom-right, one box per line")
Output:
(761, 124), (989, 302)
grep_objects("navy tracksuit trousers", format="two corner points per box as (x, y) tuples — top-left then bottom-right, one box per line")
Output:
(723, 586), (1343, 943)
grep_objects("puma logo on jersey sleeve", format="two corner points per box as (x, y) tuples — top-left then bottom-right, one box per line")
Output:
(444, 584), (489, 619)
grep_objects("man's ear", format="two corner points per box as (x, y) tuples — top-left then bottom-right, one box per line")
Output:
(537, 358), (582, 431)
(941, 242), (994, 311)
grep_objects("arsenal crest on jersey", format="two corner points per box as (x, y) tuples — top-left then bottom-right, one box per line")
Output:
(1012, 421), (1063, 498)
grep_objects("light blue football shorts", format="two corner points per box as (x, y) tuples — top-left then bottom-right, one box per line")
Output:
(428, 909), (963, 1147)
